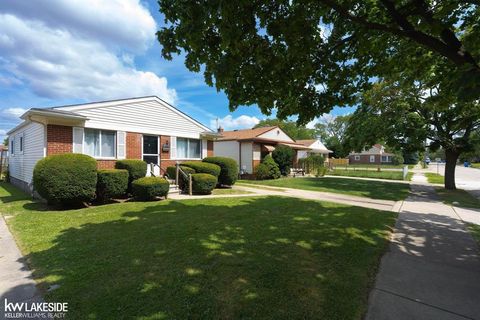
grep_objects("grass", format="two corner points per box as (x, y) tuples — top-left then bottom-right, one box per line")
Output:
(211, 188), (252, 195)
(435, 188), (480, 209)
(329, 169), (413, 181)
(467, 224), (480, 246)
(345, 164), (413, 169)
(0, 182), (396, 320)
(238, 177), (410, 201)
(236, 182), (286, 192)
(471, 163), (480, 169)
(425, 172), (445, 184)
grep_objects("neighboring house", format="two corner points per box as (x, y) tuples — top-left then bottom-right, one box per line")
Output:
(7, 96), (216, 193)
(296, 139), (332, 161)
(348, 144), (394, 164)
(214, 126), (310, 174)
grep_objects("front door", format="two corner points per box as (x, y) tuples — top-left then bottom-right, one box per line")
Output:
(143, 135), (159, 165)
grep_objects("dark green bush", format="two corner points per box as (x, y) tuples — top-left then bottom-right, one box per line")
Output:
(315, 167), (327, 177)
(33, 154), (97, 206)
(166, 165), (195, 192)
(182, 161), (221, 177)
(96, 169), (129, 202)
(132, 177), (169, 201)
(255, 155), (281, 180)
(191, 173), (217, 194)
(115, 160), (147, 191)
(272, 145), (295, 176)
(203, 156), (238, 186)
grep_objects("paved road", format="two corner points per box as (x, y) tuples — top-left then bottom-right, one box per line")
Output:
(427, 163), (480, 198)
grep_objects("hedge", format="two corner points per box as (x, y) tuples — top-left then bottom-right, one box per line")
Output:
(181, 161), (220, 177)
(132, 177), (170, 201)
(96, 169), (129, 202)
(255, 155), (281, 180)
(166, 165), (196, 192)
(272, 145), (295, 176)
(202, 156), (238, 186)
(33, 153), (97, 206)
(115, 160), (147, 191)
(191, 173), (217, 195)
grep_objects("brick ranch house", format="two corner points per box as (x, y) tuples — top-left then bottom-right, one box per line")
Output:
(7, 96), (216, 193)
(213, 126), (310, 174)
(348, 144), (394, 164)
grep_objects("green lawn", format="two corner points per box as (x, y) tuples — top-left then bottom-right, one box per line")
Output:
(211, 188), (252, 195)
(435, 188), (480, 209)
(342, 164), (416, 169)
(329, 169), (412, 181)
(0, 182), (396, 320)
(472, 163), (480, 169)
(425, 172), (444, 184)
(239, 177), (410, 201)
(467, 224), (480, 245)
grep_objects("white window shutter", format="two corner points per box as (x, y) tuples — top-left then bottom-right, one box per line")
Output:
(170, 136), (176, 159)
(117, 131), (126, 159)
(202, 139), (208, 158)
(72, 127), (84, 153)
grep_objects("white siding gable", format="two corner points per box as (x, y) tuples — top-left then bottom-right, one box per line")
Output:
(258, 128), (294, 142)
(57, 97), (211, 139)
(8, 122), (45, 185)
(309, 140), (329, 151)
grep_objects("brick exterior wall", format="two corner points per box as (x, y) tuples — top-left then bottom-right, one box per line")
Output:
(207, 140), (214, 157)
(47, 125), (72, 155)
(97, 160), (116, 169)
(126, 132), (142, 159)
(160, 135), (170, 160)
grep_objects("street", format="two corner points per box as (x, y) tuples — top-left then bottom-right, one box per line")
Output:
(427, 162), (480, 198)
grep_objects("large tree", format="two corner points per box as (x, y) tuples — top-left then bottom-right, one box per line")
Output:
(313, 115), (351, 157)
(158, 0), (480, 123)
(346, 81), (480, 189)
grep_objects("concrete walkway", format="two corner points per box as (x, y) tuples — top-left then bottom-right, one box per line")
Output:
(0, 216), (43, 319)
(366, 174), (480, 320)
(170, 184), (400, 212)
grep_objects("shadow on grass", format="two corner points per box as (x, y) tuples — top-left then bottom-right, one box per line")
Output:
(6, 194), (398, 320)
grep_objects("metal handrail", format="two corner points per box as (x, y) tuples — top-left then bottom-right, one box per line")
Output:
(176, 162), (192, 196)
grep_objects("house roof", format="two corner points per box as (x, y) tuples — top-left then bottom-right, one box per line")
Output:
(295, 139), (332, 153)
(218, 126), (278, 141)
(295, 139), (317, 146)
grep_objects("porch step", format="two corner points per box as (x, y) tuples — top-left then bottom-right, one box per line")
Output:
(169, 184), (180, 194)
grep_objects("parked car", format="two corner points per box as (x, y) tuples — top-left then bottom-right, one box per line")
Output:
(425, 157), (431, 165)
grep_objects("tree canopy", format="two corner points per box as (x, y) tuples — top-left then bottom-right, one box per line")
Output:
(158, 0), (480, 124)
(254, 118), (316, 140)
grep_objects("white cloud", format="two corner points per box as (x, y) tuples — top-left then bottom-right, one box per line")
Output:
(0, 2), (176, 103)
(306, 114), (336, 129)
(2, 107), (27, 119)
(211, 115), (260, 130)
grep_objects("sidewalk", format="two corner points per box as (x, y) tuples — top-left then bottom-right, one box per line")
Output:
(170, 184), (400, 212)
(0, 216), (42, 319)
(366, 174), (480, 320)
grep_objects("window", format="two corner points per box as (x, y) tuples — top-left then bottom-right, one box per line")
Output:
(176, 138), (201, 159)
(143, 135), (158, 164)
(354, 155), (360, 161)
(370, 155), (375, 163)
(381, 155), (390, 163)
(10, 137), (14, 155)
(84, 129), (116, 158)
(19, 135), (24, 153)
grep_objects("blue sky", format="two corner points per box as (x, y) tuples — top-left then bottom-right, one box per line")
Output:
(0, 0), (352, 142)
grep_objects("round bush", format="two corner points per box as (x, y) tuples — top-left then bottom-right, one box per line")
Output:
(132, 177), (169, 201)
(191, 173), (217, 195)
(255, 155), (281, 180)
(272, 145), (295, 176)
(115, 160), (147, 191)
(96, 169), (129, 202)
(181, 161), (220, 177)
(202, 156), (238, 186)
(33, 154), (97, 206)
(166, 165), (196, 192)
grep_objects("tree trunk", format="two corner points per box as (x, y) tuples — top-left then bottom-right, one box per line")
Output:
(444, 149), (460, 190)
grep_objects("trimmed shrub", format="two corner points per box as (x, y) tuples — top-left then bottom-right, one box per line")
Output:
(96, 169), (129, 202)
(316, 167), (327, 177)
(191, 173), (217, 194)
(203, 156), (238, 186)
(115, 160), (147, 191)
(33, 153), (97, 206)
(166, 165), (196, 192)
(255, 155), (281, 180)
(132, 177), (169, 201)
(182, 161), (220, 177)
(272, 145), (295, 176)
